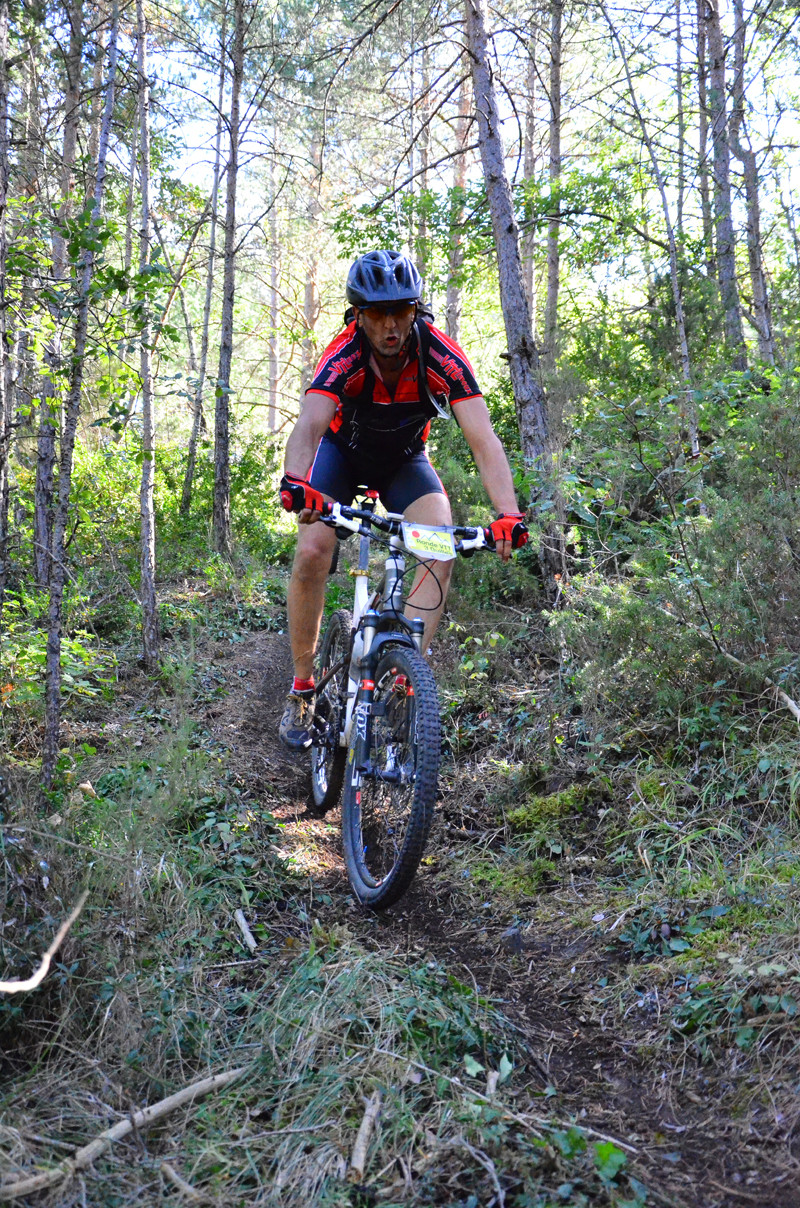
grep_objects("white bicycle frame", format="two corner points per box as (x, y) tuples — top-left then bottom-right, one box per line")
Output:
(323, 501), (488, 748)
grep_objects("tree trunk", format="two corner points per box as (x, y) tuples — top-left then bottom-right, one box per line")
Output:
(730, 0), (774, 365)
(601, 3), (698, 457)
(676, 0), (685, 234)
(522, 52), (537, 322)
(137, 0), (158, 670)
(42, 5), (119, 791)
(181, 14), (226, 515)
(704, 0), (747, 369)
(35, 0), (85, 587)
(213, 0), (244, 555)
(0, 0), (10, 611)
(268, 153), (279, 431)
(445, 72), (470, 342)
(301, 139), (322, 395)
(416, 47), (430, 283)
(52, 0), (83, 281)
(464, 0), (552, 503)
(543, 0), (562, 373)
(695, 0), (715, 275)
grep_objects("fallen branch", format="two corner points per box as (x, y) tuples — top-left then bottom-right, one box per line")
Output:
(160, 1160), (207, 1203)
(655, 606), (800, 726)
(0, 891), (89, 995)
(349, 1089), (382, 1182)
(0, 1066), (246, 1201)
(234, 909), (257, 954)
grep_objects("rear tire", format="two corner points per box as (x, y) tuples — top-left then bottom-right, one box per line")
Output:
(310, 609), (352, 814)
(341, 644), (440, 909)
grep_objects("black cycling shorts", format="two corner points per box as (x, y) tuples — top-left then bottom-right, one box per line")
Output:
(308, 436), (446, 514)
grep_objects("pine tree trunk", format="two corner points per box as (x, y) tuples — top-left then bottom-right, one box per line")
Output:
(601, 3), (698, 456)
(704, 0), (747, 369)
(696, 0), (715, 275)
(34, 0), (85, 586)
(52, 0), (83, 281)
(268, 154), (279, 431)
(301, 138), (322, 395)
(181, 16), (226, 514)
(42, 7), (119, 791)
(137, 0), (158, 671)
(676, 0), (685, 234)
(543, 0), (562, 373)
(445, 72), (470, 342)
(0, 0), (10, 612)
(522, 52), (537, 322)
(464, 0), (552, 511)
(730, 0), (774, 365)
(213, 0), (244, 555)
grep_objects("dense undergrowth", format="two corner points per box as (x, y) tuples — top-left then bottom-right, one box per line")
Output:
(3, 366), (800, 1201)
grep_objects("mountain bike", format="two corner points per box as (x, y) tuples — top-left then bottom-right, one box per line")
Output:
(308, 490), (493, 910)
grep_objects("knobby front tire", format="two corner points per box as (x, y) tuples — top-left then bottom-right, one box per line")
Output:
(310, 609), (352, 814)
(341, 644), (440, 910)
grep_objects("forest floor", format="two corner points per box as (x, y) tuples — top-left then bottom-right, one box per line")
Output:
(3, 588), (800, 1207)
(196, 624), (800, 1208)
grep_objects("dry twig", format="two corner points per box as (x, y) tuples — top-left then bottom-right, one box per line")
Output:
(234, 909), (258, 953)
(349, 1089), (383, 1182)
(0, 891), (89, 995)
(0, 1066), (246, 1201)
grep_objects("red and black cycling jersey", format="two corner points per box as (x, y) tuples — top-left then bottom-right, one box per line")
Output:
(307, 320), (482, 466)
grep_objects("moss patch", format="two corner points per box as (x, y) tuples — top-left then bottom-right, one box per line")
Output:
(507, 782), (599, 833)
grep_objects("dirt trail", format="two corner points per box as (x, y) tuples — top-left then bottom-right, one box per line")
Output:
(203, 629), (800, 1208)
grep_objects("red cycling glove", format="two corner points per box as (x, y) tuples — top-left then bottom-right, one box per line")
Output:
(486, 512), (529, 549)
(280, 473), (326, 515)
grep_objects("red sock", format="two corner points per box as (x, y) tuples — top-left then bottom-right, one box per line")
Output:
(293, 676), (314, 692)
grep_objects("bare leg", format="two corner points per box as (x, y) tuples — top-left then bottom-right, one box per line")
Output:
(287, 513), (337, 680)
(402, 492), (453, 655)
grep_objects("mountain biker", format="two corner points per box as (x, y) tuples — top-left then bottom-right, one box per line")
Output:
(278, 248), (528, 749)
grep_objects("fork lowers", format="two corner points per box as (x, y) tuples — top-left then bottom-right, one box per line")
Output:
(340, 644), (440, 910)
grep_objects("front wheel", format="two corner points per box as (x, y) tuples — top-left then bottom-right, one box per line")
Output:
(310, 609), (352, 814)
(341, 644), (440, 909)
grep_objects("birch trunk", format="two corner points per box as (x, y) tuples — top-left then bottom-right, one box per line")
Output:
(42, 7), (119, 790)
(704, 0), (747, 369)
(181, 15), (226, 513)
(213, 0), (244, 555)
(137, 0), (158, 670)
(542, 0), (562, 373)
(696, 0), (714, 275)
(464, 0), (549, 481)
(730, 0), (774, 365)
(445, 72), (470, 342)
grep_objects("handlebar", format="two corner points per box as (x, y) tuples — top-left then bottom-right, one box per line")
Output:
(319, 500), (495, 553)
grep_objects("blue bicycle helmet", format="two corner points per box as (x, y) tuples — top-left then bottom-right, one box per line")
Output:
(346, 249), (423, 306)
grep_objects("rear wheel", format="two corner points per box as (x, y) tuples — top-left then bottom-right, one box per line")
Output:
(341, 644), (440, 909)
(310, 609), (352, 814)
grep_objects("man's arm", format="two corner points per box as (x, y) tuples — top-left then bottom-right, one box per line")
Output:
(283, 391), (337, 523)
(453, 395), (520, 513)
(284, 391), (337, 478)
(452, 395), (524, 561)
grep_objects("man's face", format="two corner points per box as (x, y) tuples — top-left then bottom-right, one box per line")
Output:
(356, 302), (416, 359)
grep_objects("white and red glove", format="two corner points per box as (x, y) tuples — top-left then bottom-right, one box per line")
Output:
(280, 473), (326, 515)
(486, 512), (529, 549)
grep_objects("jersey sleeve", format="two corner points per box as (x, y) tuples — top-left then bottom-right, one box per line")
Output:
(425, 326), (482, 405)
(306, 323), (360, 402)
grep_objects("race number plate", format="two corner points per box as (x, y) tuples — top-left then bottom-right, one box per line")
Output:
(401, 522), (456, 561)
